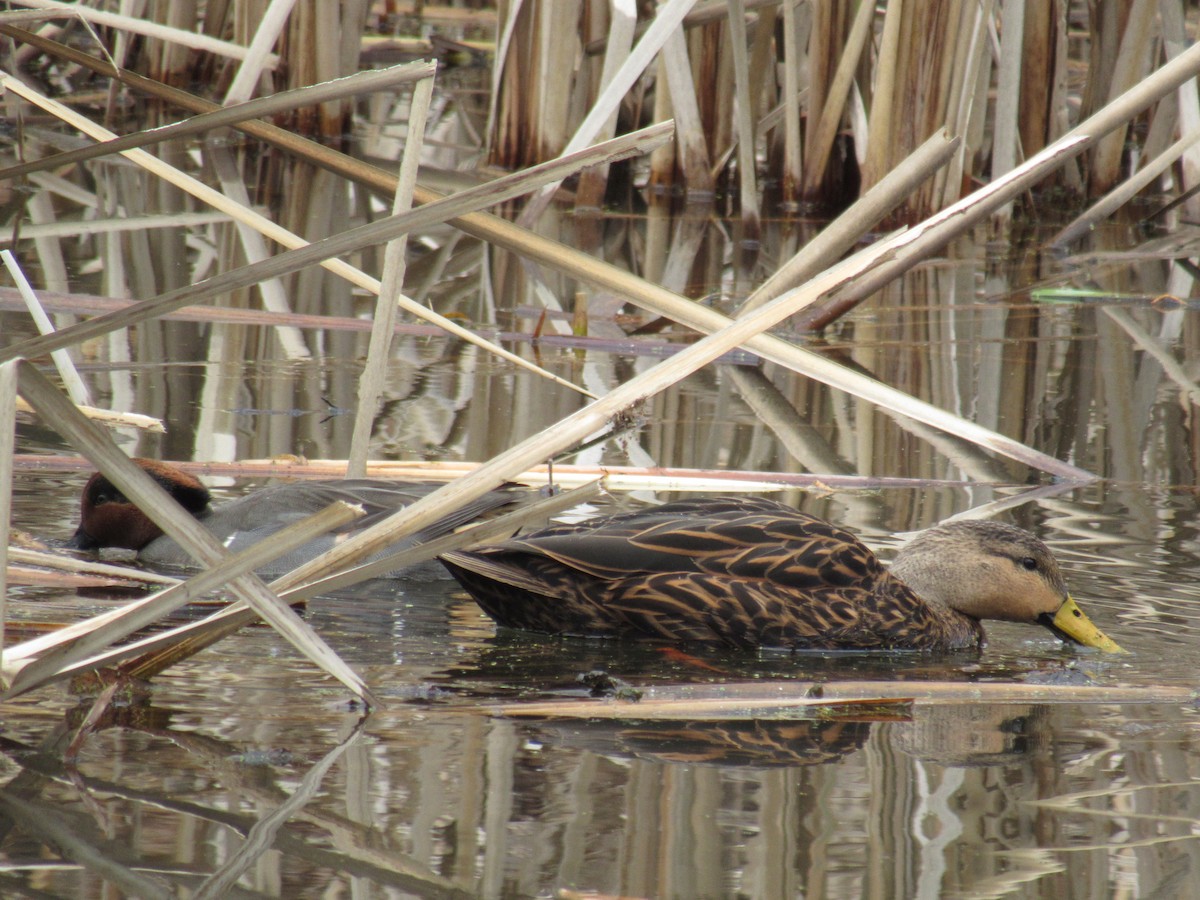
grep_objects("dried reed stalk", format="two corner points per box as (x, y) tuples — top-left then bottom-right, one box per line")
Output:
(991, 0), (1024, 224)
(725, 0), (759, 229)
(13, 397), (164, 432)
(2, 250), (91, 405)
(210, 147), (310, 359)
(0, 360), (15, 647)
(16, 454), (1013, 492)
(0, 62), (442, 183)
(933, 1), (991, 210)
(575, 0), (637, 209)
(516, 0), (697, 224)
(800, 0), (870, 199)
(777, 0), (803, 201)
(1054, 126), (1200, 246)
(6, 547), (179, 586)
(12, 212), (231, 240)
(861, 0), (902, 192)
(1090, 0), (1157, 192)
(1017, 0), (1058, 171)
(494, 679), (1188, 721)
(223, 0), (295, 104)
(4, 0), (278, 65)
(1160, 2), (1200, 204)
(658, 25), (714, 194)
(347, 73), (433, 476)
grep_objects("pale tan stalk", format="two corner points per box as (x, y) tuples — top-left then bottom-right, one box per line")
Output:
(937, 0), (990, 209)
(862, 0), (902, 190)
(659, 25), (714, 193)
(1054, 127), (1200, 246)
(347, 74), (433, 476)
(1160, 1), (1200, 207)
(207, 456), (1011, 490)
(493, 681), (1188, 720)
(14, 397), (165, 432)
(778, 0), (803, 199)
(6, 547), (178, 585)
(576, 0), (637, 208)
(210, 147), (310, 359)
(1091, 0), (1157, 191)
(518, 0), (699, 224)
(991, 0), (1024, 223)
(0, 62), (441, 183)
(13, 212), (231, 239)
(5, 0), (278, 65)
(725, 0), (760, 227)
(532, 1), (574, 160)
(1, 250), (91, 406)
(801, 0), (873, 198)
(223, 0), (295, 104)
(741, 130), (958, 314)
(483, 0), (526, 156)
(0, 361), (15, 647)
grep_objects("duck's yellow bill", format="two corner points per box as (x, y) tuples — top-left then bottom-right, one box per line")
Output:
(1051, 597), (1125, 653)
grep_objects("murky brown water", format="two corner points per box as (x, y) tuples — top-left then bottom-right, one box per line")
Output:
(5, 136), (1200, 898)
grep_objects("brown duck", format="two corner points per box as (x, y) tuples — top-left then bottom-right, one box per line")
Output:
(440, 497), (1123, 652)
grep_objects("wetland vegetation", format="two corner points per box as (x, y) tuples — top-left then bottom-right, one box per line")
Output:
(3, 2), (1200, 897)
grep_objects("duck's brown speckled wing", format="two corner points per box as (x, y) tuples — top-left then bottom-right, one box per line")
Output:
(442, 498), (969, 650)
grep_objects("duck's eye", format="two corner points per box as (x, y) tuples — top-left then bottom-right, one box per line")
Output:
(1020, 557), (1039, 571)
(92, 486), (128, 506)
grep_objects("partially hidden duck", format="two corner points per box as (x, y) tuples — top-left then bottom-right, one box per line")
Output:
(69, 458), (526, 577)
(440, 496), (1124, 653)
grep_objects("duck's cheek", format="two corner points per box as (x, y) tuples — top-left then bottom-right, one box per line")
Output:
(87, 503), (165, 551)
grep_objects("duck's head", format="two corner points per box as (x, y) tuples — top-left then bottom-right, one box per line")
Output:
(67, 458), (211, 552)
(890, 520), (1124, 653)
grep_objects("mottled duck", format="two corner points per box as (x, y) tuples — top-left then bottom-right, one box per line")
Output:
(440, 497), (1123, 653)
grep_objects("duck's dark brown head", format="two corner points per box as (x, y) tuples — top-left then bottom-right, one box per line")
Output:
(67, 458), (211, 551)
